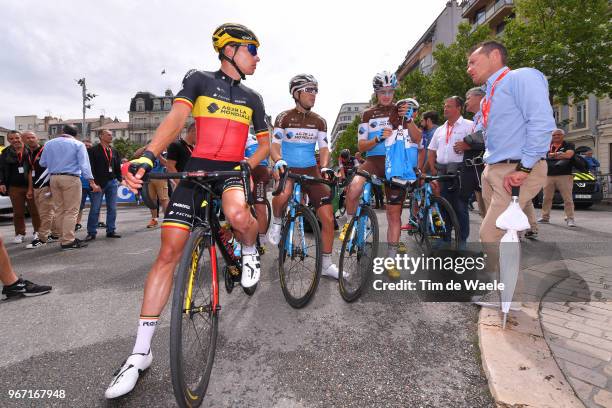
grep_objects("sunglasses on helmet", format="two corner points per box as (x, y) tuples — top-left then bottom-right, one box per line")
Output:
(299, 87), (318, 95)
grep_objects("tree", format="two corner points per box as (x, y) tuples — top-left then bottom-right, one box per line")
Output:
(332, 115), (361, 162)
(113, 137), (144, 160)
(503, 0), (612, 102)
(396, 23), (492, 117)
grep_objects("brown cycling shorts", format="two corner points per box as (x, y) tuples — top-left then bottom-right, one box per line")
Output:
(287, 166), (331, 210)
(251, 165), (271, 204)
(358, 156), (405, 205)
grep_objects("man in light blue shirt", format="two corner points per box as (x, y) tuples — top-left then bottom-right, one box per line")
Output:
(40, 124), (100, 249)
(467, 41), (555, 307)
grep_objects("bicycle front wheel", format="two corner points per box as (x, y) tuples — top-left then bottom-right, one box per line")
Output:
(170, 227), (219, 408)
(278, 204), (322, 308)
(338, 206), (379, 302)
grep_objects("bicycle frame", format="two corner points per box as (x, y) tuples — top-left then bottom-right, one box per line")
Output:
(285, 182), (307, 258)
(345, 176), (375, 253)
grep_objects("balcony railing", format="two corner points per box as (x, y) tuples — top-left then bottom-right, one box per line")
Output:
(470, 0), (514, 31)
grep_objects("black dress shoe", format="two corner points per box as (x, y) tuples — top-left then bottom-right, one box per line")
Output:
(106, 232), (122, 238)
(84, 234), (96, 241)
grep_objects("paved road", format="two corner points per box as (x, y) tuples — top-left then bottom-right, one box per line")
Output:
(0, 203), (609, 407)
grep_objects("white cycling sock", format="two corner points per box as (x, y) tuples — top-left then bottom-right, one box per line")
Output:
(242, 244), (257, 255)
(322, 253), (333, 269)
(272, 216), (282, 225)
(132, 315), (159, 354)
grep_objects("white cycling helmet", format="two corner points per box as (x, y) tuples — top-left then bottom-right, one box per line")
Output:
(372, 71), (398, 92)
(289, 74), (318, 98)
(396, 98), (420, 111)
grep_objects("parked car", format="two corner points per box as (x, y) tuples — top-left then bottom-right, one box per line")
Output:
(532, 172), (603, 209)
(0, 195), (12, 214)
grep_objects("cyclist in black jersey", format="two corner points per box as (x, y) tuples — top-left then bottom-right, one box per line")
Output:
(105, 23), (270, 400)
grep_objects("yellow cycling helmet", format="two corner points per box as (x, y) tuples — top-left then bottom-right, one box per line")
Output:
(212, 23), (259, 53)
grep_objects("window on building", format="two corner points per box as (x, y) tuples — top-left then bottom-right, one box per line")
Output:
(553, 107), (560, 126)
(136, 98), (145, 112)
(496, 21), (506, 35)
(575, 101), (586, 129)
(0, 136), (4, 145)
(153, 99), (161, 111)
(164, 99), (171, 110)
(475, 8), (486, 25)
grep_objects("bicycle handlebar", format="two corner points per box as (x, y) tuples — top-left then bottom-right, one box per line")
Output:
(271, 166), (336, 197)
(139, 161), (253, 210)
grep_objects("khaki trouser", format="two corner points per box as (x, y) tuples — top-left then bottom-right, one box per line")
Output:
(8, 185), (40, 236)
(480, 161), (547, 295)
(475, 191), (487, 219)
(523, 201), (538, 232)
(50, 175), (82, 245)
(33, 186), (60, 242)
(541, 174), (574, 221)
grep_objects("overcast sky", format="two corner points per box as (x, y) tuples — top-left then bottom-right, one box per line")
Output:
(1, 0), (450, 131)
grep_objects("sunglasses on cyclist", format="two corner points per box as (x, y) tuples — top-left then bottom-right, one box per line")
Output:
(377, 90), (394, 96)
(239, 44), (258, 56)
(299, 87), (318, 95)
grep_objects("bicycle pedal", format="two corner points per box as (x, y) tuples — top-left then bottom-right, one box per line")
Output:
(228, 265), (240, 277)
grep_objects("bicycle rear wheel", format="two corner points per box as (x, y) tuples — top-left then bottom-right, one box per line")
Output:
(170, 227), (219, 408)
(338, 206), (379, 302)
(278, 204), (322, 308)
(422, 196), (460, 254)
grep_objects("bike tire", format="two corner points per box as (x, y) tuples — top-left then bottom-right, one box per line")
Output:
(265, 198), (272, 232)
(170, 227), (218, 408)
(338, 206), (379, 302)
(278, 204), (322, 308)
(422, 196), (460, 254)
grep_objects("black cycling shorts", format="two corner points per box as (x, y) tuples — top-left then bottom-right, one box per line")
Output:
(161, 157), (243, 231)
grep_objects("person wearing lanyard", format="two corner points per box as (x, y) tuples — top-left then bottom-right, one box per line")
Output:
(467, 41), (554, 306)
(40, 124), (100, 249)
(0, 130), (41, 243)
(428, 96), (473, 243)
(23, 131), (61, 249)
(85, 129), (122, 241)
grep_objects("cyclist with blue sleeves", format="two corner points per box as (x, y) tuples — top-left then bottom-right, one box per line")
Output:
(341, 71), (421, 278)
(244, 129), (271, 246)
(267, 74), (339, 279)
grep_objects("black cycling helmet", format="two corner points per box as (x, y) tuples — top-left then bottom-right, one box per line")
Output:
(340, 149), (350, 160)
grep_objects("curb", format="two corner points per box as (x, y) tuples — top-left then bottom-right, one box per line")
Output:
(478, 303), (584, 407)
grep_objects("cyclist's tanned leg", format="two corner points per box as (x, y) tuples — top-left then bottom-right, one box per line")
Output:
(345, 175), (366, 215)
(386, 203), (402, 243)
(222, 189), (257, 246)
(140, 228), (190, 316)
(317, 204), (335, 253)
(271, 179), (293, 218)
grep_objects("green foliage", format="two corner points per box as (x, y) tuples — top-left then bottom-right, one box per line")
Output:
(113, 137), (144, 160)
(396, 23), (492, 119)
(503, 0), (612, 102)
(332, 115), (361, 162)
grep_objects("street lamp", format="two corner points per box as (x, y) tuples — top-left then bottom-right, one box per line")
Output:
(76, 78), (97, 138)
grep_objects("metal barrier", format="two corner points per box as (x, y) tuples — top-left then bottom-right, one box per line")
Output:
(595, 173), (611, 199)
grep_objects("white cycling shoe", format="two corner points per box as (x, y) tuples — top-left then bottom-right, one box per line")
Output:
(241, 252), (261, 288)
(322, 263), (340, 280)
(105, 350), (153, 399)
(266, 222), (282, 246)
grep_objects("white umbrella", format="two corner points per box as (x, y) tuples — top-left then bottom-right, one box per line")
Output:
(495, 186), (531, 329)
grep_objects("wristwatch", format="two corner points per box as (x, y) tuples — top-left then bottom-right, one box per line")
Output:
(515, 163), (532, 174)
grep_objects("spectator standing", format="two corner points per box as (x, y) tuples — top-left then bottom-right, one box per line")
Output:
(166, 122), (195, 175)
(458, 87), (487, 219)
(76, 139), (94, 232)
(419, 110), (439, 174)
(40, 124), (100, 249)
(0, 130), (40, 243)
(538, 129), (576, 227)
(428, 96), (473, 242)
(23, 131), (60, 248)
(467, 41), (554, 308)
(135, 145), (169, 228)
(582, 147), (600, 174)
(85, 129), (122, 240)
